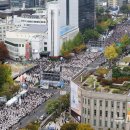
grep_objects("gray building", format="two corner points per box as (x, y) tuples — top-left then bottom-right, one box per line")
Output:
(71, 68), (130, 130)
(78, 0), (96, 32)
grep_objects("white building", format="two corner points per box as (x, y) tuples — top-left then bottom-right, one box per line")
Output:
(0, 17), (15, 41)
(5, 25), (48, 59)
(5, 0), (79, 59)
(13, 12), (47, 28)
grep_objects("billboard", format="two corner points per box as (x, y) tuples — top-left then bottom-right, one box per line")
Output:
(71, 81), (82, 116)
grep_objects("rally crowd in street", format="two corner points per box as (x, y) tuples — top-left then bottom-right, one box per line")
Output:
(0, 89), (57, 130)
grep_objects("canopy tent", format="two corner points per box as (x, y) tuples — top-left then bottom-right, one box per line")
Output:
(6, 97), (18, 106)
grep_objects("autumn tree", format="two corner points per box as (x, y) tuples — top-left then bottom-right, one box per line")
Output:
(76, 123), (94, 130)
(61, 122), (78, 130)
(0, 41), (9, 63)
(104, 44), (118, 67)
(61, 123), (94, 130)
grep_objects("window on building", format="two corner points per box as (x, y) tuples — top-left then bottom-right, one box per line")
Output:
(44, 42), (47, 45)
(99, 120), (102, 126)
(85, 98), (87, 104)
(111, 111), (113, 118)
(117, 124), (119, 129)
(19, 44), (21, 47)
(111, 101), (114, 108)
(22, 44), (24, 47)
(88, 109), (90, 115)
(88, 119), (90, 123)
(88, 99), (90, 105)
(123, 113), (125, 119)
(85, 118), (87, 123)
(100, 110), (102, 116)
(105, 101), (108, 107)
(117, 112), (119, 117)
(100, 100), (102, 107)
(94, 110), (96, 116)
(123, 102), (126, 109)
(117, 102), (120, 109)
(105, 111), (108, 117)
(93, 119), (96, 126)
(105, 121), (107, 127)
(94, 100), (96, 106)
(111, 122), (113, 128)
(85, 108), (86, 114)
(44, 47), (47, 51)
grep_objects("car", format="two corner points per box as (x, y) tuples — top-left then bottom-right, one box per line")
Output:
(39, 114), (47, 121)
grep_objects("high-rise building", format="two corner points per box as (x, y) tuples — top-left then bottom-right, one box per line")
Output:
(78, 0), (96, 32)
(0, 0), (10, 10)
(10, 0), (43, 8)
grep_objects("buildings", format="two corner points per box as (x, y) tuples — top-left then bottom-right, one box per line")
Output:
(0, 16), (15, 41)
(78, 0), (96, 32)
(5, 0), (79, 59)
(13, 12), (47, 28)
(0, 0), (10, 10)
(71, 68), (130, 130)
(107, 0), (127, 8)
(5, 24), (47, 59)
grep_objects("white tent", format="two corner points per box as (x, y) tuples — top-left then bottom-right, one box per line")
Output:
(6, 97), (18, 106)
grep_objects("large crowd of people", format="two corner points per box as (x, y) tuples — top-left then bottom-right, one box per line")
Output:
(0, 89), (57, 130)
(0, 20), (130, 130)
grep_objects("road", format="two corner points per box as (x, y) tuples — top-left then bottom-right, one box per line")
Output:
(10, 90), (61, 130)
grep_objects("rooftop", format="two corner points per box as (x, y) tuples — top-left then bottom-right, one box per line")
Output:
(60, 26), (77, 36)
(72, 67), (130, 95)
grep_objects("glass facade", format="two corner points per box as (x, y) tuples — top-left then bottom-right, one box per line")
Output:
(78, 0), (95, 32)
(10, 0), (41, 7)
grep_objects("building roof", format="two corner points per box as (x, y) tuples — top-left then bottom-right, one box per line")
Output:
(60, 26), (78, 36)
(5, 38), (27, 44)
(20, 24), (48, 33)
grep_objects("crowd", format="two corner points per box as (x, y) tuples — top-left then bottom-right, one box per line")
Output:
(106, 22), (130, 45)
(0, 19), (129, 130)
(0, 89), (57, 130)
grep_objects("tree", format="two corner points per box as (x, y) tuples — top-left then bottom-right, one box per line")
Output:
(61, 123), (94, 130)
(104, 44), (118, 67)
(59, 94), (70, 110)
(0, 64), (13, 88)
(83, 29), (100, 42)
(120, 4), (130, 16)
(76, 123), (94, 130)
(61, 122), (78, 130)
(45, 99), (60, 114)
(0, 41), (9, 63)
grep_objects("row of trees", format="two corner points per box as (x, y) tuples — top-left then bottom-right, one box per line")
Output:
(20, 121), (40, 130)
(61, 122), (94, 130)
(45, 94), (70, 115)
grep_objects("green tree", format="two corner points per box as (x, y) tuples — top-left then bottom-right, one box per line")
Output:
(59, 94), (70, 110)
(120, 4), (130, 16)
(0, 64), (13, 88)
(46, 99), (60, 114)
(76, 123), (94, 130)
(96, 25), (106, 34)
(83, 29), (100, 42)
(61, 122), (78, 130)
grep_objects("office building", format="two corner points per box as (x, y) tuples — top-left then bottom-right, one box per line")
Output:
(5, 1), (79, 59)
(71, 68), (130, 130)
(0, 0), (10, 10)
(10, 0), (43, 8)
(78, 0), (96, 32)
